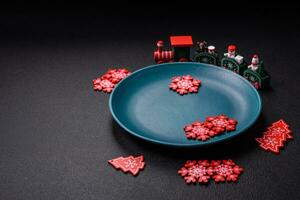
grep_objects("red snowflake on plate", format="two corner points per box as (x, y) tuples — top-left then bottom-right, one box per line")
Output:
(169, 75), (201, 95)
(93, 68), (131, 93)
(184, 122), (216, 141)
(211, 160), (244, 182)
(205, 114), (237, 134)
(178, 160), (214, 184)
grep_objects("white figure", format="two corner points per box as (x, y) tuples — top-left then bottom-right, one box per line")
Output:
(224, 45), (244, 64)
(224, 45), (236, 58)
(248, 55), (260, 71)
(208, 45), (215, 54)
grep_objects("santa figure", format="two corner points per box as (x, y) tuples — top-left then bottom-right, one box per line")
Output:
(224, 45), (244, 64)
(248, 55), (260, 71)
(224, 45), (236, 58)
(208, 45), (215, 54)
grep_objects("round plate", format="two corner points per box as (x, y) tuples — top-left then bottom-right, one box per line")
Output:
(109, 62), (261, 147)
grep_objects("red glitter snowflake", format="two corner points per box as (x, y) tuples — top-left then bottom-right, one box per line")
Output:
(169, 75), (201, 95)
(211, 160), (244, 182)
(101, 69), (131, 84)
(93, 68), (131, 93)
(93, 78), (115, 93)
(205, 114), (237, 134)
(184, 122), (216, 141)
(178, 160), (214, 184)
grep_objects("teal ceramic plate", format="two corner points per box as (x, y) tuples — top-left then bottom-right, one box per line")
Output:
(109, 62), (261, 147)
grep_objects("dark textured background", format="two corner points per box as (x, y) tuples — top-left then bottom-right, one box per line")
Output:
(0, 1), (300, 200)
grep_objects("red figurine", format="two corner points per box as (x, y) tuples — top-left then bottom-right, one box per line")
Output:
(154, 35), (193, 63)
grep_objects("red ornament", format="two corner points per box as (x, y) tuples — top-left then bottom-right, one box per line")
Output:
(101, 68), (131, 84)
(269, 119), (293, 139)
(178, 159), (244, 184)
(205, 114), (237, 133)
(169, 75), (201, 95)
(178, 160), (214, 184)
(211, 160), (244, 183)
(108, 155), (145, 176)
(93, 68), (131, 93)
(93, 78), (115, 93)
(256, 119), (292, 154)
(256, 134), (284, 154)
(184, 122), (216, 141)
(184, 114), (238, 142)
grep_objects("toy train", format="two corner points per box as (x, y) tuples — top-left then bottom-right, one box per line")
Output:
(153, 35), (270, 89)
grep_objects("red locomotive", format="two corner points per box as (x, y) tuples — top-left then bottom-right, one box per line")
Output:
(154, 41), (174, 64)
(154, 36), (193, 63)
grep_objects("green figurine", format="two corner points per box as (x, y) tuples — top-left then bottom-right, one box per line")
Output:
(243, 54), (270, 89)
(221, 45), (247, 75)
(193, 41), (219, 65)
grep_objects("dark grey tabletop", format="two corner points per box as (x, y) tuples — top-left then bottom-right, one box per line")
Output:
(0, 3), (300, 200)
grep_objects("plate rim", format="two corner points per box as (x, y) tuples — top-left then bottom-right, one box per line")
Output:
(109, 62), (262, 147)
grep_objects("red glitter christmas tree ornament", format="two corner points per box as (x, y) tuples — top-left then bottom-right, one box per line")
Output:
(108, 155), (145, 176)
(256, 119), (292, 154)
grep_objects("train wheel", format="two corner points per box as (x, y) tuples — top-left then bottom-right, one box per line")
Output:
(157, 60), (164, 64)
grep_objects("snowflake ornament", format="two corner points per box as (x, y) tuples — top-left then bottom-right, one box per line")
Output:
(205, 114), (237, 133)
(169, 75), (201, 95)
(93, 78), (115, 93)
(101, 68), (131, 83)
(178, 160), (214, 184)
(211, 160), (244, 182)
(178, 159), (244, 184)
(93, 68), (131, 93)
(184, 122), (216, 141)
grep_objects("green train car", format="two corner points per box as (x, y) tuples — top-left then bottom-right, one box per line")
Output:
(193, 52), (219, 65)
(220, 57), (248, 75)
(243, 62), (270, 89)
